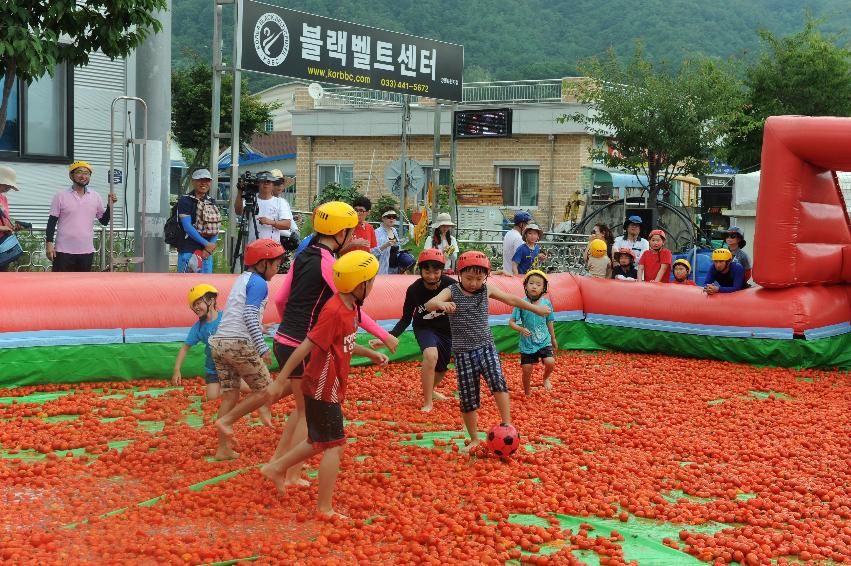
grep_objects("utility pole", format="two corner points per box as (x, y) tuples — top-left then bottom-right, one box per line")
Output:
(133, 0), (172, 272)
(399, 95), (410, 236)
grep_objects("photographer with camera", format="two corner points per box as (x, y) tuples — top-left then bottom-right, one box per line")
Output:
(175, 169), (221, 274)
(235, 171), (292, 246)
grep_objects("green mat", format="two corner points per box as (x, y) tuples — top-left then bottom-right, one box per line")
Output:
(2, 321), (849, 388)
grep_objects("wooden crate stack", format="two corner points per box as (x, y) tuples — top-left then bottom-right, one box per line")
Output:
(456, 184), (504, 205)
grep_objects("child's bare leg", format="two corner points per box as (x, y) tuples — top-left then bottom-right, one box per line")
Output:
(206, 382), (222, 401)
(284, 379), (309, 485)
(542, 357), (555, 390)
(238, 380), (251, 393)
(420, 348), (439, 411)
(215, 391), (240, 460)
(261, 440), (318, 493)
(432, 371), (448, 400)
(215, 387), (270, 439)
(460, 410), (481, 453)
(521, 364), (534, 395)
(236, 379), (273, 425)
(493, 392), (511, 425)
(316, 444), (345, 516)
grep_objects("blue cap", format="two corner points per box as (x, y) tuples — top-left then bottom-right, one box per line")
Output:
(513, 211), (532, 224)
(397, 251), (416, 270)
(191, 168), (212, 180)
(727, 226), (744, 237)
(627, 215), (643, 224)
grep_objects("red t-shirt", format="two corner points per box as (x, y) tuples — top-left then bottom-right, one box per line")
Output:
(672, 279), (697, 286)
(639, 248), (673, 282)
(302, 294), (358, 403)
(346, 222), (377, 254)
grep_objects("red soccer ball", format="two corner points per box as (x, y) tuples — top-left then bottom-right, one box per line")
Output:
(487, 423), (521, 458)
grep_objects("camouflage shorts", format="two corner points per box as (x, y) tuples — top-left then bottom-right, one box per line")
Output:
(208, 337), (271, 393)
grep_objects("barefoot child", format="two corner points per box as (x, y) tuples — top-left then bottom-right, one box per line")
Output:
(370, 248), (454, 412)
(209, 239), (284, 460)
(425, 251), (551, 453)
(269, 201), (397, 486)
(171, 284), (273, 425)
(262, 251), (388, 516)
(508, 270), (557, 395)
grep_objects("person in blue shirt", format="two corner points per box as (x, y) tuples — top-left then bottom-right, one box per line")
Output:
(176, 169), (221, 273)
(704, 248), (746, 294)
(512, 223), (547, 275)
(508, 270), (557, 395)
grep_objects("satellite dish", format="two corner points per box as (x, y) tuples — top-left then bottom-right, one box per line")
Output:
(308, 82), (324, 100)
(383, 159), (426, 200)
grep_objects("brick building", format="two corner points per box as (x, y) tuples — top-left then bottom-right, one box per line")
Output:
(287, 79), (600, 230)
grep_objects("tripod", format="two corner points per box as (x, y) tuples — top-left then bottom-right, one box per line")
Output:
(230, 193), (261, 273)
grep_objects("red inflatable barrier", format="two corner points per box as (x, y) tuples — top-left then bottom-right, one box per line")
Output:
(755, 116), (851, 288)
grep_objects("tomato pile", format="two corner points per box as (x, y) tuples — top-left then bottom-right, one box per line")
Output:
(0, 350), (849, 565)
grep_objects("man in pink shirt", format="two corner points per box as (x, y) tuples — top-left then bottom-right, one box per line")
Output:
(46, 161), (117, 272)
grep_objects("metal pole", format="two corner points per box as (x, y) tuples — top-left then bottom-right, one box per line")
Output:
(210, 1), (224, 198)
(227, 0), (243, 271)
(399, 95), (410, 236)
(431, 103), (441, 221)
(449, 103), (458, 228)
(108, 101), (117, 271)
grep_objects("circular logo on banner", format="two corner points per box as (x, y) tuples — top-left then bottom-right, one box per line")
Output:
(253, 13), (290, 67)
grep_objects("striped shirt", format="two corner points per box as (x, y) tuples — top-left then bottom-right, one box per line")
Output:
(448, 283), (493, 354)
(213, 271), (269, 355)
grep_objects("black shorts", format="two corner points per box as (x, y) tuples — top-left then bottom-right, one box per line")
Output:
(273, 342), (308, 379)
(520, 346), (554, 366)
(53, 252), (94, 272)
(414, 328), (452, 373)
(303, 397), (345, 449)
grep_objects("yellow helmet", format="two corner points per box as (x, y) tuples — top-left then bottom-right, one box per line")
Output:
(523, 269), (549, 292)
(69, 161), (93, 174)
(313, 201), (358, 235)
(333, 250), (379, 293)
(187, 283), (218, 306)
(672, 258), (692, 273)
(712, 248), (733, 262)
(589, 238), (608, 258)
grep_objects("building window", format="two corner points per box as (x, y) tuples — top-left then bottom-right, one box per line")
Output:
(317, 163), (354, 193)
(264, 119), (274, 133)
(0, 63), (72, 161)
(498, 167), (539, 207)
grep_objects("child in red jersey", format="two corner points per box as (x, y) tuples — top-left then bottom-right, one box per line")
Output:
(262, 251), (387, 517)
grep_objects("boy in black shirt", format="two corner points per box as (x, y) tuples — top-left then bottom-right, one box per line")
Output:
(612, 247), (638, 281)
(370, 248), (454, 412)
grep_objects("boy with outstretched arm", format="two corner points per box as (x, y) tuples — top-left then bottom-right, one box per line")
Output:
(369, 248), (454, 412)
(425, 251), (551, 453)
(262, 251), (388, 517)
(508, 270), (557, 395)
(210, 239), (284, 460)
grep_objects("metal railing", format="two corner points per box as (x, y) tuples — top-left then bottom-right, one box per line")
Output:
(455, 228), (590, 274)
(316, 78), (565, 109)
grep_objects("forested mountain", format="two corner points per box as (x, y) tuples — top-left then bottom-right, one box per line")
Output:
(172, 0), (850, 85)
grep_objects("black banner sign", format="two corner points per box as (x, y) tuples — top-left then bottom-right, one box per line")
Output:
(241, 0), (464, 102)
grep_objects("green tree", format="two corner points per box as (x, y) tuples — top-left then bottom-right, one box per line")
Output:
(724, 19), (851, 170)
(0, 1), (166, 139)
(171, 57), (278, 187)
(561, 44), (742, 208)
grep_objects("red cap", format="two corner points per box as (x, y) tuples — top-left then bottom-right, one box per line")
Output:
(244, 238), (284, 267)
(418, 248), (446, 266)
(457, 251), (491, 273)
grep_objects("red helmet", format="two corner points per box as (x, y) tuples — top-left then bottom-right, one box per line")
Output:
(244, 238), (284, 267)
(649, 229), (666, 241)
(418, 248), (446, 267)
(456, 251), (491, 273)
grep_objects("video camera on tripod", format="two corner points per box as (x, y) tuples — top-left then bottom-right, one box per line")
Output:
(237, 171), (260, 214)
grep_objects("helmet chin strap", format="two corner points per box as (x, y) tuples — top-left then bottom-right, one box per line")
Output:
(332, 229), (353, 254)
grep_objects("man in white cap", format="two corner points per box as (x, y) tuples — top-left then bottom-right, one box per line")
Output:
(234, 171), (292, 247)
(373, 209), (401, 274)
(0, 165), (22, 271)
(46, 161), (117, 272)
(175, 168), (221, 273)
